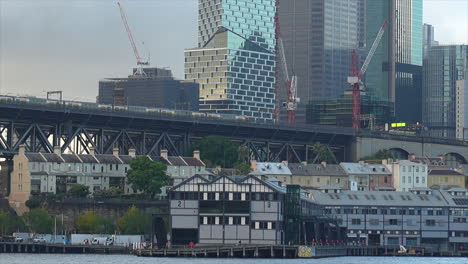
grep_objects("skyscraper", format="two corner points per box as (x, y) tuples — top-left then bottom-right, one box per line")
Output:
(365, 0), (423, 124)
(184, 0), (277, 121)
(456, 79), (468, 140)
(423, 23), (438, 58)
(278, 0), (359, 124)
(423, 45), (468, 138)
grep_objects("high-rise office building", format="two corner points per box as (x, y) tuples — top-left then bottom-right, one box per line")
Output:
(185, 0), (277, 121)
(423, 23), (438, 58)
(456, 79), (468, 140)
(279, 0), (359, 124)
(98, 68), (199, 111)
(365, 0), (423, 124)
(423, 45), (468, 138)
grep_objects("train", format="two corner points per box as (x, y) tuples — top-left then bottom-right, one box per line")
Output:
(0, 95), (258, 123)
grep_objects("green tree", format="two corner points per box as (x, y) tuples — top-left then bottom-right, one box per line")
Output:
(76, 211), (115, 234)
(310, 143), (336, 164)
(359, 149), (395, 161)
(117, 205), (149, 234)
(22, 209), (54, 234)
(127, 156), (170, 198)
(93, 187), (123, 199)
(233, 162), (252, 175)
(191, 136), (240, 168)
(0, 210), (11, 235)
(25, 199), (41, 209)
(68, 184), (90, 198)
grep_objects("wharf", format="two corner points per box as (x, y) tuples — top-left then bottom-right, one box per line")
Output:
(0, 242), (130, 254)
(135, 245), (467, 258)
(134, 245), (347, 258)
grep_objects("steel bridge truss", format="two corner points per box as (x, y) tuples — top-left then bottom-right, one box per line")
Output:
(0, 120), (342, 163)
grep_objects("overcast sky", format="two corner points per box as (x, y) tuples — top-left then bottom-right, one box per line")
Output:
(1, 0), (467, 101)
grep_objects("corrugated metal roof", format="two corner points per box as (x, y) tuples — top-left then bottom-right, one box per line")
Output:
(250, 162), (292, 176)
(340, 163), (370, 175)
(309, 189), (450, 207)
(288, 163), (346, 176)
(25, 153), (46, 162)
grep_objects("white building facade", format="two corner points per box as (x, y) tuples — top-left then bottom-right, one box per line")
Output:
(386, 160), (428, 192)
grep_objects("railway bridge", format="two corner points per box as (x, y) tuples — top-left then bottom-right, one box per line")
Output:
(0, 96), (466, 165)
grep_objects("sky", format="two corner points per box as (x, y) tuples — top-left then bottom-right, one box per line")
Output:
(0, 0), (467, 102)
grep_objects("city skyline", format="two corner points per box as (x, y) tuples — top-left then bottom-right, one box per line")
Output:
(0, 0), (467, 101)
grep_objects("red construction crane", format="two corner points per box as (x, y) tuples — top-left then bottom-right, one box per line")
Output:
(275, 0), (299, 125)
(117, 1), (149, 75)
(349, 20), (388, 129)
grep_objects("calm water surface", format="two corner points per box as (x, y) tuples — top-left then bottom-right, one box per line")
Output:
(0, 255), (466, 264)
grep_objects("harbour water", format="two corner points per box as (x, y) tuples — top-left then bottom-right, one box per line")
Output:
(0, 255), (465, 264)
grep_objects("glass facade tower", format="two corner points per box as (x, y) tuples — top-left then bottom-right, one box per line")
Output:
(186, 0), (277, 121)
(365, 0), (423, 124)
(279, 0), (359, 124)
(423, 45), (468, 138)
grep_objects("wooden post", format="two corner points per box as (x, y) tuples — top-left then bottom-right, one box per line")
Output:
(243, 247), (246, 257)
(254, 247), (258, 257)
(230, 247), (234, 257)
(217, 248), (220, 257)
(270, 245), (274, 258)
(283, 245), (286, 258)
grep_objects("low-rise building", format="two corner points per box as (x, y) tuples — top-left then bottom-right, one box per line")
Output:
(385, 160), (428, 192)
(365, 164), (394, 191)
(340, 163), (370, 191)
(250, 160), (291, 181)
(428, 168), (466, 189)
(287, 162), (348, 189)
(8, 146), (205, 214)
(169, 175), (342, 245)
(309, 188), (468, 251)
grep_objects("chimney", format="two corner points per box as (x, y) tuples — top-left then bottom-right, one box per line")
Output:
(113, 147), (119, 157)
(250, 160), (257, 171)
(193, 150), (200, 160)
(282, 160), (288, 166)
(128, 148), (136, 158)
(160, 149), (168, 160)
(54, 145), (61, 155)
(18, 144), (25, 156)
(382, 159), (388, 165)
(408, 153), (416, 161)
(321, 161), (327, 167)
(89, 147), (95, 156)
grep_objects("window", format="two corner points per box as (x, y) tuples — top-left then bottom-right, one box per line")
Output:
(403, 176), (406, 183)
(416, 177), (419, 183)
(426, 219), (436, 226)
(389, 219), (398, 225)
(351, 219), (361, 225)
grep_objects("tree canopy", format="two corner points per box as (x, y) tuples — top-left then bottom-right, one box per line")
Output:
(68, 184), (90, 198)
(233, 162), (252, 175)
(127, 156), (170, 198)
(310, 142), (336, 164)
(359, 149), (395, 161)
(22, 209), (54, 234)
(117, 206), (149, 235)
(76, 211), (114, 234)
(190, 136), (249, 168)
